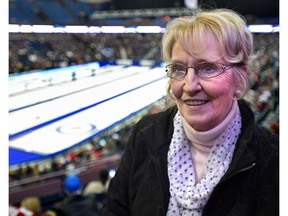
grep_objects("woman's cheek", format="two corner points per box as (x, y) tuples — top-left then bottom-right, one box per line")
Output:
(171, 82), (183, 99)
(205, 75), (235, 97)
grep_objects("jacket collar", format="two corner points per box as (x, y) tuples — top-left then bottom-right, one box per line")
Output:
(140, 105), (177, 209)
(141, 100), (256, 158)
(221, 100), (257, 180)
(141, 105), (178, 153)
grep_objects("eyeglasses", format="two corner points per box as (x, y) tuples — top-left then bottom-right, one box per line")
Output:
(165, 62), (232, 80)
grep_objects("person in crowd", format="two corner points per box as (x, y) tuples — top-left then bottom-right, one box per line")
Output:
(82, 169), (111, 213)
(103, 8), (279, 216)
(83, 169), (110, 195)
(47, 174), (103, 216)
(9, 196), (43, 216)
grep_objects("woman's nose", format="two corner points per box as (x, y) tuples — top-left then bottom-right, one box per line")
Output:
(183, 68), (202, 92)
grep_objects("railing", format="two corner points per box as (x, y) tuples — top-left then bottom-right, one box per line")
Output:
(9, 153), (122, 205)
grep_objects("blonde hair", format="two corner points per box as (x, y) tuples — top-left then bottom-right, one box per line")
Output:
(21, 196), (41, 213)
(162, 8), (254, 99)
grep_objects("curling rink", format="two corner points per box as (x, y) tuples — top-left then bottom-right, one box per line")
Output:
(9, 64), (168, 165)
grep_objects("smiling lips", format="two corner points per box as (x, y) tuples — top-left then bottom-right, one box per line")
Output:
(184, 100), (209, 106)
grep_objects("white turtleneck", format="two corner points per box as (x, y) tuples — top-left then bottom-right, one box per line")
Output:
(181, 100), (238, 183)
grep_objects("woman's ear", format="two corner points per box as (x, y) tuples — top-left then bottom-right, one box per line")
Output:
(232, 65), (248, 99)
(240, 64), (248, 72)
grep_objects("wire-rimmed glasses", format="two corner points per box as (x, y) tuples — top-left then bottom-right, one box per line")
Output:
(165, 62), (232, 80)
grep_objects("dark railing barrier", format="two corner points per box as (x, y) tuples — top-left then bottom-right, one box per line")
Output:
(9, 153), (122, 206)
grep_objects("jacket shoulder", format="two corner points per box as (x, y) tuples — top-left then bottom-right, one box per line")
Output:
(252, 124), (279, 158)
(135, 105), (178, 131)
(238, 99), (278, 155)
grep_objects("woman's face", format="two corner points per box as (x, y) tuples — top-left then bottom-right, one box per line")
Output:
(170, 41), (238, 131)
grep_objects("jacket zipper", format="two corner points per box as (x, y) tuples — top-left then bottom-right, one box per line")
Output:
(220, 162), (256, 183)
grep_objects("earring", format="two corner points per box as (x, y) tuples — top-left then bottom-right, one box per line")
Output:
(235, 90), (242, 99)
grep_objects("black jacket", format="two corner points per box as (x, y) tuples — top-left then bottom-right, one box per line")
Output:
(103, 100), (279, 216)
(51, 193), (106, 216)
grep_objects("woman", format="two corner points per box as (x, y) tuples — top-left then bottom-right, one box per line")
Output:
(103, 8), (279, 216)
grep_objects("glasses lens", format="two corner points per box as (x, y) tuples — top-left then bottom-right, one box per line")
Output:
(196, 63), (223, 78)
(166, 64), (186, 80)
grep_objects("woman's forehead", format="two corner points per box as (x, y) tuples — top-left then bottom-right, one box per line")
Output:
(172, 38), (223, 62)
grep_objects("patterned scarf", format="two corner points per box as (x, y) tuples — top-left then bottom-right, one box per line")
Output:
(167, 105), (242, 216)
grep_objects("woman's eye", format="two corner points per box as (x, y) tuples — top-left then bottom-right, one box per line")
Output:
(174, 65), (185, 72)
(201, 64), (216, 73)
(205, 66), (214, 71)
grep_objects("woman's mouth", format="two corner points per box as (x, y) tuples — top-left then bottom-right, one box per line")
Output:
(184, 100), (208, 106)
